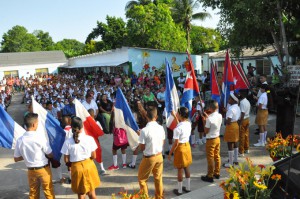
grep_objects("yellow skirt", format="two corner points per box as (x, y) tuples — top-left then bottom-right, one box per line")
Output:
(224, 122), (239, 143)
(255, 109), (268, 125)
(71, 158), (101, 194)
(174, 142), (192, 169)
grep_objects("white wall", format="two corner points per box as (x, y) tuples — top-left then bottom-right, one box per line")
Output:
(0, 62), (66, 79)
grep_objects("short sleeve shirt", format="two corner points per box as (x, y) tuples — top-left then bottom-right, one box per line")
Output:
(138, 121), (165, 156)
(226, 104), (241, 122)
(61, 133), (98, 162)
(258, 92), (268, 109)
(205, 111), (223, 139)
(14, 131), (52, 167)
(240, 98), (251, 119)
(173, 121), (191, 143)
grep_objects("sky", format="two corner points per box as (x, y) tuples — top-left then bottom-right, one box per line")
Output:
(0, 0), (220, 43)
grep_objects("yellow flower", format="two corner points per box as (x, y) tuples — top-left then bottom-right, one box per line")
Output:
(142, 51), (150, 57)
(270, 150), (276, 158)
(297, 144), (300, 152)
(253, 181), (267, 190)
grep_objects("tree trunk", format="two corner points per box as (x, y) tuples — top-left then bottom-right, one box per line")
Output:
(276, 0), (290, 67)
(186, 28), (190, 51)
(270, 30), (285, 67)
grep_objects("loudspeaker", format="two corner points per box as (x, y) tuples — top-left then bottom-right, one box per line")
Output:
(271, 153), (300, 199)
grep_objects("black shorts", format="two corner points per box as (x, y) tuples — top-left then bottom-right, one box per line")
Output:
(112, 143), (128, 150)
(167, 128), (173, 140)
(198, 117), (204, 133)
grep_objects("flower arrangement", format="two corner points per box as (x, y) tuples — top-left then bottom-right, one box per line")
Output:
(112, 189), (152, 199)
(220, 158), (281, 199)
(266, 133), (300, 161)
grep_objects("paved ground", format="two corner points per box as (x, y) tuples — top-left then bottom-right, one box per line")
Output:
(0, 92), (298, 199)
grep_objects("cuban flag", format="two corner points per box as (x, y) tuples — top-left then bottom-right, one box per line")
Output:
(32, 97), (66, 161)
(74, 99), (104, 163)
(210, 62), (221, 105)
(165, 58), (180, 130)
(114, 88), (139, 151)
(0, 106), (26, 149)
(181, 51), (200, 116)
(221, 50), (234, 107)
(232, 61), (250, 91)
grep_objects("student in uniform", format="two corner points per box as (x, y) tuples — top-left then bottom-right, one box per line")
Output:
(61, 117), (100, 199)
(138, 106), (165, 199)
(14, 113), (55, 199)
(238, 90), (251, 155)
(168, 107), (193, 196)
(254, 84), (268, 147)
(201, 100), (223, 183)
(223, 93), (241, 168)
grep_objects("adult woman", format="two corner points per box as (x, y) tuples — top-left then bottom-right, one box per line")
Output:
(123, 75), (131, 87)
(61, 117), (100, 199)
(168, 107), (192, 196)
(142, 88), (157, 103)
(98, 94), (113, 131)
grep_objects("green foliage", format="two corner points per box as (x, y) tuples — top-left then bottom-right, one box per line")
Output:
(54, 39), (85, 58)
(1, 25), (42, 52)
(126, 3), (187, 52)
(190, 25), (226, 54)
(33, 30), (55, 51)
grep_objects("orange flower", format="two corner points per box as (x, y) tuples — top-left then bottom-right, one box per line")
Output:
(297, 144), (300, 152)
(271, 174), (281, 180)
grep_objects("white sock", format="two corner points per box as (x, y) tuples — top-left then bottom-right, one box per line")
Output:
(122, 154), (126, 164)
(234, 148), (238, 162)
(55, 166), (62, 180)
(186, 178), (191, 191)
(99, 162), (105, 171)
(113, 155), (118, 167)
(260, 133), (264, 144)
(178, 181), (183, 193)
(131, 155), (137, 166)
(202, 137), (206, 144)
(228, 151), (234, 165)
(264, 131), (267, 142)
(191, 135), (196, 144)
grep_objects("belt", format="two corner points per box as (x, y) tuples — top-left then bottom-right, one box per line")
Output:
(206, 137), (219, 140)
(28, 164), (49, 170)
(144, 152), (162, 158)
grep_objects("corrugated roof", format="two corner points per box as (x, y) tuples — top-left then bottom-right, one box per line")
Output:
(210, 45), (277, 58)
(0, 51), (67, 66)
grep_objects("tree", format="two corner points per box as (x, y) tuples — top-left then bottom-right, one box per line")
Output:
(199, 0), (300, 68)
(54, 39), (85, 58)
(1, 25), (42, 52)
(125, 0), (152, 11)
(33, 30), (55, 51)
(82, 40), (107, 54)
(86, 16), (127, 50)
(171, 0), (211, 50)
(126, 3), (187, 52)
(190, 26), (226, 54)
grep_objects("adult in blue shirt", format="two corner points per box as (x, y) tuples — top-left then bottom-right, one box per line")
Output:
(62, 96), (76, 116)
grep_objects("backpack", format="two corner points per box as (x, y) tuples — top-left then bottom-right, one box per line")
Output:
(113, 128), (128, 146)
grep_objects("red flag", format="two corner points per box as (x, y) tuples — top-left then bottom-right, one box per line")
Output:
(210, 62), (221, 104)
(232, 62), (250, 90)
(236, 62), (250, 88)
(222, 50), (234, 106)
(74, 99), (104, 163)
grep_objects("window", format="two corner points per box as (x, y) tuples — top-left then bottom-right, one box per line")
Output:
(256, 60), (271, 75)
(217, 61), (225, 73)
(35, 68), (48, 76)
(4, 70), (19, 77)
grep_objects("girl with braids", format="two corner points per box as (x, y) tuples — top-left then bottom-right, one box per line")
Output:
(61, 117), (101, 199)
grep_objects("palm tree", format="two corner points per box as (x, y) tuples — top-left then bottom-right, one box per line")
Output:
(125, 0), (153, 11)
(171, 0), (211, 50)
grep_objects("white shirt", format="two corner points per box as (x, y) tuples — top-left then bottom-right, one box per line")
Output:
(177, 77), (185, 88)
(14, 131), (52, 167)
(64, 125), (73, 139)
(173, 121), (191, 143)
(226, 104), (241, 122)
(239, 98), (251, 119)
(157, 91), (165, 101)
(258, 92), (268, 109)
(196, 101), (205, 112)
(205, 111), (223, 139)
(82, 100), (98, 116)
(61, 133), (98, 162)
(257, 81), (268, 98)
(138, 121), (165, 156)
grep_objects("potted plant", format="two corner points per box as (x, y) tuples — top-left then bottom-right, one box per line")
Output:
(220, 158), (281, 199)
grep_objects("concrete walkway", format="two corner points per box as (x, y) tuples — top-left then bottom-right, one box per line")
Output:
(0, 92), (294, 199)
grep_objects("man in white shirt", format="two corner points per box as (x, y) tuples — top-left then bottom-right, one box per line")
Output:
(201, 100), (223, 183)
(138, 107), (165, 199)
(82, 93), (98, 117)
(14, 113), (55, 199)
(177, 72), (185, 93)
(238, 90), (251, 156)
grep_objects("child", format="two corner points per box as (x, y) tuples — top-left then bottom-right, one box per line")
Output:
(197, 99), (206, 145)
(190, 100), (199, 148)
(62, 115), (72, 183)
(107, 110), (128, 170)
(88, 109), (106, 175)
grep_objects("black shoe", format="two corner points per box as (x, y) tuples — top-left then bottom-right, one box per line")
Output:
(219, 134), (224, 137)
(164, 150), (169, 155)
(183, 187), (191, 193)
(256, 128), (259, 131)
(234, 162), (239, 165)
(213, 174), (220, 179)
(173, 189), (183, 196)
(254, 131), (259, 135)
(127, 164), (136, 169)
(201, 175), (214, 183)
(162, 155), (165, 159)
